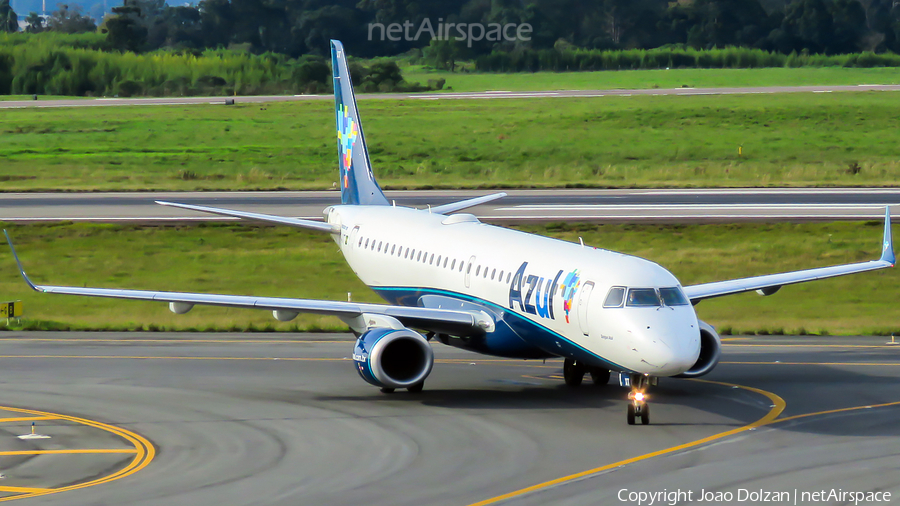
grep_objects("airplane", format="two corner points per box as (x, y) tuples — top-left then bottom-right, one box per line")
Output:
(6, 40), (895, 425)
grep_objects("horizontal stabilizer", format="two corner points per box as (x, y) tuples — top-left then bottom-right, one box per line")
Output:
(430, 192), (507, 215)
(155, 201), (337, 233)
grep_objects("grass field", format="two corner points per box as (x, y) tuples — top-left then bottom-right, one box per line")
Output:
(3, 91), (900, 190)
(0, 221), (895, 335)
(403, 67), (900, 93)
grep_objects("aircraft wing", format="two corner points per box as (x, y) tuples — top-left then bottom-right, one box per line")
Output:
(156, 201), (338, 233)
(683, 208), (895, 303)
(4, 232), (490, 336)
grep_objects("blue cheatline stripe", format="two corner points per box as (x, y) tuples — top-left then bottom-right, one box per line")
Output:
(372, 286), (632, 373)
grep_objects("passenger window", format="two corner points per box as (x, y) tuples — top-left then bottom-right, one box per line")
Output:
(443, 258), (448, 268)
(603, 287), (626, 308)
(378, 241), (382, 252)
(484, 268), (488, 278)
(506, 272), (511, 283)
(358, 237), (363, 247)
(391, 245), (396, 255)
(499, 270), (504, 281)
(365, 238), (369, 248)
(451, 259), (456, 270)
(460, 262), (465, 272)
(430, 254), (435, 265)
(476, 266), (481, 276)
(626, 288), (661, 307)
(417, 251), (422, 261)
(437, 255), (442, 265)
(659, 287), (690, 306)
(491, 268), (496, 280)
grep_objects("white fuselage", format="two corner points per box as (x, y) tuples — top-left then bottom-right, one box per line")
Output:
(327, 205), (701, 377)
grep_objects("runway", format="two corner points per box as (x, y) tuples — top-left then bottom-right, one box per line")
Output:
(2, 188), (899, 223)
(2, 84), (900, 109)
(0, 333), (897, 505)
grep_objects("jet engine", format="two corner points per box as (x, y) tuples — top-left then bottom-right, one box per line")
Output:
(674, 321), (721, 378)
(352, 328), (434, 389)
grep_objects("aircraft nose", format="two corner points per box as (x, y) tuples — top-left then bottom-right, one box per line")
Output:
(628, 310), (700, 375)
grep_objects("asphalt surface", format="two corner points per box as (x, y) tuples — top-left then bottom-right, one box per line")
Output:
(3, 85), (900, 109)
(0, 333), (897, 505)
(2, 188), (900, 223)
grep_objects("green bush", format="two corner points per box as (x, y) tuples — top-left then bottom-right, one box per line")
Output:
(0, 33), (419, 97)
(475, 46), (900, 72)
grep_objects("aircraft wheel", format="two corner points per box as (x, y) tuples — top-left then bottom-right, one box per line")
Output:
(407, 382), (424, 393)
(380, 387), (395, 394)
(589, 367), (610, 386)
(627, 403), (636, 425)
(640, 404), (650, 425)
(563, 358), (585, 387)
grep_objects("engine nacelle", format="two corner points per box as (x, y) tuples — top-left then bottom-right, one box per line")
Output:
(674, 320), (721, 378)
(352, 328), (434, 389)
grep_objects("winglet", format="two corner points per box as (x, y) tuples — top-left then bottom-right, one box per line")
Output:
(4, 230), (39, 291)
(882, 207), (895, 266)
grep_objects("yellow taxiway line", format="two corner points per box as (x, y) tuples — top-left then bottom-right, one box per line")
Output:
(0, 405), (154, 502)
(468, 379), (786, 506)
(0, 449), (138, 456)
(472, 360), (900, 506)
(772, 400), (900, 425)
(0, 417), (57, 423)
(0, 487), (50, 494)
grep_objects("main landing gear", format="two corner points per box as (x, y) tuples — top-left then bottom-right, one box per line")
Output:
(627, 374), (651, 426)
(563, 359), (610, 387)
(380, 382), (424, 394)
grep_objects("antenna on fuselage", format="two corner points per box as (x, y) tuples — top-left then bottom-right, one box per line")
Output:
(579, 237), (584, 248)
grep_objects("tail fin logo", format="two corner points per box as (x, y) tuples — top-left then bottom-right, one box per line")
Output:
(338, 104), (359, 189)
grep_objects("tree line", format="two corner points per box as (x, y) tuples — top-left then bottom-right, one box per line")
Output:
(2, 0), (900, 61)
(0, 31), (444, 96)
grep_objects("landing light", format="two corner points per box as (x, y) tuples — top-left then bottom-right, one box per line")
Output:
(633, 392), (646, 402)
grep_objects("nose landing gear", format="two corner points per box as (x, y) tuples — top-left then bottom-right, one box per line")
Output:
(627, 374), (651, 425)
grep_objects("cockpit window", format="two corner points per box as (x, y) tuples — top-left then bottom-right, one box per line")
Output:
(626, 288), (661, 307)
(659, 287), (690, 306)
(603, 287), (626, 308)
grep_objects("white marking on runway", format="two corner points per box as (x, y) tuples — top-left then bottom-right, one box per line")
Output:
(496, 204), (897, 211)
(482, 214), (890, 220)
(636, 188), (900, 195)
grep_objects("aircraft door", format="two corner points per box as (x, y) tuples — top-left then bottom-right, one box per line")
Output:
(577, 281), (594, 336)
(349, 226), (360, 250)
(464, 256), (476, 288)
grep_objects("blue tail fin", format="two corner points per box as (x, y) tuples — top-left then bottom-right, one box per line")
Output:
(331, 40), (389, 206)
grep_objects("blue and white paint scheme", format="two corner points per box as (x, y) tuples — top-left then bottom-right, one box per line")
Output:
(6, 40), (895, 421)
